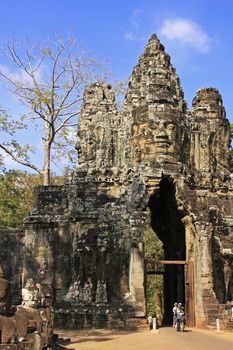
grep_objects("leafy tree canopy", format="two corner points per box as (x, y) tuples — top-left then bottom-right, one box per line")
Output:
(0, 170), (63, 229)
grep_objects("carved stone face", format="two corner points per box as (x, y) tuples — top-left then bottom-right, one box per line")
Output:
(150, 115), (179, 161)
(22, 279), (39, 308)
(131, 113), (180, 164)
(153, 119), (175, 156)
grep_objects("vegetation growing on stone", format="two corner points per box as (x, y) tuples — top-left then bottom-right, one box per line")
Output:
(144, 219), (164, 322)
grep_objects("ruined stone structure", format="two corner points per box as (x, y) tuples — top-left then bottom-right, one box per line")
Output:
(1, 34), (233, 329)
(0, 229), (24, 305)
(0, 266), (54, 349)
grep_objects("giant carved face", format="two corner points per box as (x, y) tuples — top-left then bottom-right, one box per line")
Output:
(150, 115), (179, 160)
(132, 111), (181, 164)
(154, 120), (174, 155)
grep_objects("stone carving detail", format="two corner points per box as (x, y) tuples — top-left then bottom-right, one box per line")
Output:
(122, 291), (136, 304)
(63, 280), (82, 302)
(76, 83), (118, 169)
(22, 278), (40, 308)
(37, 258), (53, 306)
(190, 88), (231, 178)
(95, 280), (107, 304)
(0, 272), (54, 349)
(83, 279), (93, 303)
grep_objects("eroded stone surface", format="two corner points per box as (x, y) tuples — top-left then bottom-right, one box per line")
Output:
(0, 273), (54, 348)
(0, 266), (11, 315)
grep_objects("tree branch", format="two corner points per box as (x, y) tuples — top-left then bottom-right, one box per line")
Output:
(0, 143), (42, 174)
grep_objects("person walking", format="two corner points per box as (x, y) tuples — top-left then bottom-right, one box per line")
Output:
(172, 302), (178, 327)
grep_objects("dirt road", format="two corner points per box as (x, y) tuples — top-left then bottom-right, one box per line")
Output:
(56, 327), (233, 350)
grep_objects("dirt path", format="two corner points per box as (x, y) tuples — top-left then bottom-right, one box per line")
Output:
(55, 327), (233, 350)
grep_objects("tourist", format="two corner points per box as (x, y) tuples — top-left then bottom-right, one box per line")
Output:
(175, 303), (186, 331)
(172, 302), (178, 327)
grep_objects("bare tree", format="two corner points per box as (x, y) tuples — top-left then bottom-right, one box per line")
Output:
(0, 35), (105, 185)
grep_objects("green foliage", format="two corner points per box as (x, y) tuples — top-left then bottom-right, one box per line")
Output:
(0, 107), (38, 173)
(144, 221), (164, 322)
(144, 224), (163, 261)
(0, 108), (26, 136)
(0, 170), (64, 229)
(230, 124), (233, 138)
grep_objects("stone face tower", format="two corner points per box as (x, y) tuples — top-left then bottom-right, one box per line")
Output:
(191, 88), (230, 175)
(17, 34), (233, 329)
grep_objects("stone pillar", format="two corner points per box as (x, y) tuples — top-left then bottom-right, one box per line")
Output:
(195, 222), (214, 327)
(129, 242), (145, 316)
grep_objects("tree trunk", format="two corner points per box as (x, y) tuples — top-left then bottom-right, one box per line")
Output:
(43, 142), (51, 186)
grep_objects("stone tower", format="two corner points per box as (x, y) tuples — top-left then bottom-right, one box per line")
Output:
(7, 34), (232, 329)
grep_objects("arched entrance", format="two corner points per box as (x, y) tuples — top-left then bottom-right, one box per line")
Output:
(146, 177), (191, 325)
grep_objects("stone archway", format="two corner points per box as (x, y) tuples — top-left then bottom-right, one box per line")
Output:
(147, 177), (188, 325)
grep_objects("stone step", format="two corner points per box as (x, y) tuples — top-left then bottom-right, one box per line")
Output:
(222, 316), (233, 321)
(206, 317), (222, 323)
(205, 319), (233, 332)
(205, 313), (221, 319)
(203, 303), (220, 307)
(224, 320), (233, 325)
(205, 306), (221, 310)
(225, 325), (233, 330)
(205, 308), (220, 313)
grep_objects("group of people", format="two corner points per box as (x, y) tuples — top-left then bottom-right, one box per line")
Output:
(147, 302), (185, 330)
(172, 302), (185, 327)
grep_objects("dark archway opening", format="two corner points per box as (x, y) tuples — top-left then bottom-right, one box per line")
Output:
(148, 177), (186, 325)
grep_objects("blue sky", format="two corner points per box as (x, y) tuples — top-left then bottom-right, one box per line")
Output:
(0, 0), (233, 171)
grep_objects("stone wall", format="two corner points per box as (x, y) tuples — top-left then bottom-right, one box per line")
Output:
(0, 229), (24, 304)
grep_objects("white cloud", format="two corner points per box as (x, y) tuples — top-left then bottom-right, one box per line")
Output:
(160, 18), (211, 53)
(124, 9), (146, 42)
(130, 9), (141, 30)
(124, 32), (135, 41)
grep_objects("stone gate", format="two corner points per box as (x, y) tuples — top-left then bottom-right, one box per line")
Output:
(2, 34), (233, 329)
